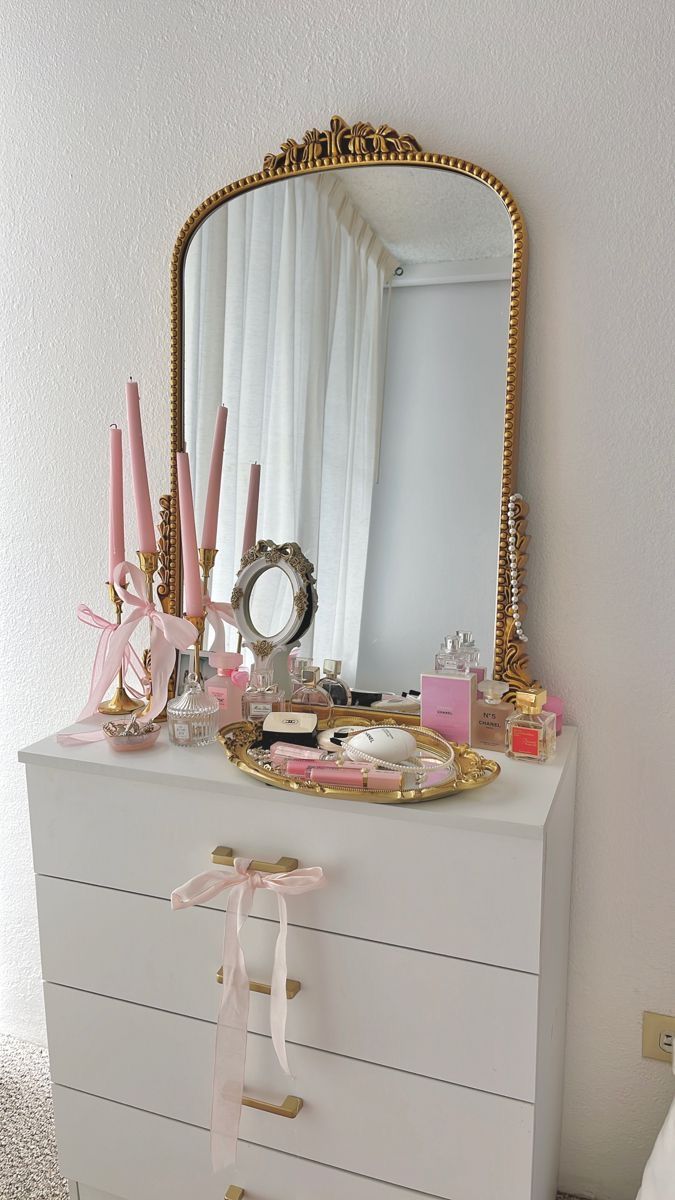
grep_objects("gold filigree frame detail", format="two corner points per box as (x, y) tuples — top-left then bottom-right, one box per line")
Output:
(168, 116), (533, 691)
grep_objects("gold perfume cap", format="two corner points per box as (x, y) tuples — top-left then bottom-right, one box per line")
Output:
(323, 658), (341, 676)
(514, 688), (547, 714)
(301, 666), (320, 684)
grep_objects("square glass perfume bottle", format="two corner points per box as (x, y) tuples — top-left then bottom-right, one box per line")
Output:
(242, 670), (285, 721)
(506, 688), (556, 762)
(435, 635), (460, 672)
(472, 679), (512, 750)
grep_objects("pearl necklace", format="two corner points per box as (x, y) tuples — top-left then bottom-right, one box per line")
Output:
(507, 493), (528, 642)
(345, 725), (456, 784)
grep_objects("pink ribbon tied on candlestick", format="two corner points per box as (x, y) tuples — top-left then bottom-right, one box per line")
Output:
(171, 858), (325, 1171)
(77, 561), (197, 723)
(203, 594), (237, 654)
(77, 603), (148, 703)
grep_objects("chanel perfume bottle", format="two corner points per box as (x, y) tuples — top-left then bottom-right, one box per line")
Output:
(242, 670), (285, 721)
(435, 635), (460, 672)
(506, 688), (556, 762)
(289, 667), (334, 717)
(289, 655), (314, 687)
(167, 673), (219, 748)
(317, 659), (351, 705)
(472, 679), (512, 750)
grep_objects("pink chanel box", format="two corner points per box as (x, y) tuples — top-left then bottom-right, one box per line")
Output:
(421, 672), (476, 743)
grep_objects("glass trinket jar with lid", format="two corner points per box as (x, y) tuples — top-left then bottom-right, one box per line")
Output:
(167, 672), (219, 748)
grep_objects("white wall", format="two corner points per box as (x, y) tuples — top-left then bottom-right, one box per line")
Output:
(2, 3), (674, 1197)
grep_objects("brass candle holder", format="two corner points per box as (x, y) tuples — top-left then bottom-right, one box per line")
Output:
(199, 546), (218, 595)
(138, 549), (159, 604)
(98, 582), (139, 716)
(137, 549), (159, 717)
(186, 612), (206, 683)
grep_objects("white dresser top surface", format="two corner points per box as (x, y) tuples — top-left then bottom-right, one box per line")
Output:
(20, 724), (577, 840)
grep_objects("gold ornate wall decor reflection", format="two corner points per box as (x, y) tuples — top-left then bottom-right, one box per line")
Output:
(167, 116), (534, 691)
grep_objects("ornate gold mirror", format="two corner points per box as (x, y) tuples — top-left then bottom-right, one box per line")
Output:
(165, 117), (536, 696)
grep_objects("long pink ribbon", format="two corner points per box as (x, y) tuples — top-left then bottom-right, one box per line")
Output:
(171, 858), (324, 1170)
(203, 594), (237, 654)
(77, 561), (197, 723)
(77, 604), (148, 703)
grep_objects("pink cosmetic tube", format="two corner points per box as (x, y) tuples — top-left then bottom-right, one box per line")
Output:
(286, 761), (403, 790)
(270, 743), (327, 766)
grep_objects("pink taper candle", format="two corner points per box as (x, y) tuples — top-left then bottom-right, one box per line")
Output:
(126, 380), (157, 552)
(201, 404), (228, 548)
(108, 425), (125, 583)
(241, 462), (261, 554)
(176, 452), (203, 616)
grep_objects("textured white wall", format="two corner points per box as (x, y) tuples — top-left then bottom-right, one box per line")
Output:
(2, 2), (674, 1197)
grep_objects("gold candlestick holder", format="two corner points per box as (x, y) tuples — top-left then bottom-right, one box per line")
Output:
(137, 549), (160, 718)
(98, 583), (140, 716)
(186, 612), (206, 683)
(138, 549), (159, 603)
(199, 546), (218, 595)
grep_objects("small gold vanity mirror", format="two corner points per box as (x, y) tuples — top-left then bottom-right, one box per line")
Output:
(231, 540), (318, 694)
(165, 117), (537, 700)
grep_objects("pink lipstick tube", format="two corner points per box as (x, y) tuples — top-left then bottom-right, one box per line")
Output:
(286, 761), (403, 790)
(270, 742), (327, 767)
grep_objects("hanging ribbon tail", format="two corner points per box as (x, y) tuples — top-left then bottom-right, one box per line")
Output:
(76, 611), (143, 722)
(171, 861), (324, 1173)
(144, 611), (197, 721)
(204, 597), (237, 654)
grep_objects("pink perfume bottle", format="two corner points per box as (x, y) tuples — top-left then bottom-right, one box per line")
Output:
(206, 651), (246, 729)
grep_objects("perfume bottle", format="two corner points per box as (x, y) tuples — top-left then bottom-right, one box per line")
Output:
(242, 670), (285, 721)
(455, 631), (480, 671)
(167, 673), (219, 748)
(506, 688), (556, 762)
(289, 655), (314, 688)
(317, 659), (351, 705)
(435, 635), (460, 672)
(289, 667), (334, 717)
(206, 651), (246, 729)
(472, 679), (512, 750)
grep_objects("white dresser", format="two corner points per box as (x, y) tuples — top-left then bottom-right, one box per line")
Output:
(20, 727), (577, 1200)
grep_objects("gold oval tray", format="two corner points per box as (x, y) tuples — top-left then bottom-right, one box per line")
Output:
(218, 708), (500, 804)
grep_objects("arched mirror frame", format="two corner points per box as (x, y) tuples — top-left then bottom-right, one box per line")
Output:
(161, 116), (537, 694)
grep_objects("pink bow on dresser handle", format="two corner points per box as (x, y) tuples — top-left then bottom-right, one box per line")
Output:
(171, 857), (325, 1171)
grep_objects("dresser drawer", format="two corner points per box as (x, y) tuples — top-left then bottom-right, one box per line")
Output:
(55, 1087), (435, 1200)
(38, 876), (538, 1100)
(28, 763), (543, 971)
(46, 984), (533, 1200)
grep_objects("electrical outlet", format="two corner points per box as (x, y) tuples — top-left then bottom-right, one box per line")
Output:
(643, 1011), (675, 1063)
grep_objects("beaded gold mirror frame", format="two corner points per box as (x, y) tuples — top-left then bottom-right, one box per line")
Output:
(161, 115), (537, 694)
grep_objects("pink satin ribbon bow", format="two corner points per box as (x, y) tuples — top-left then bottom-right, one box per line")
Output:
(171, 858), (325, 1170)
(74, 561), (197, 724)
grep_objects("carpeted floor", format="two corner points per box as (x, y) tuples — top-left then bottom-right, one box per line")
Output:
(1, 1031), (587, 1200)
(0, 1034), (69, 1200)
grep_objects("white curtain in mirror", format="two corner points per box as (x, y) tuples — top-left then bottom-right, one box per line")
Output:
(184, 175), (398, 677)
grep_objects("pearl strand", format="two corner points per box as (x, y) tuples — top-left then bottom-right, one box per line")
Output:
(507, 493), (528, 643)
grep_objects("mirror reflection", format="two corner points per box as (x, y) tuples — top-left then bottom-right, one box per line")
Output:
(183, 166), (513, 692)
(247, 567), (294, 639)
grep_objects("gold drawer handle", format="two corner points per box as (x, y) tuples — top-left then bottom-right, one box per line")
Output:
(212, 845), (299, 873)
(242, 1092), (303, 1118)
(217, 966), (301, 998)
(225, 1189), (245, 1200)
